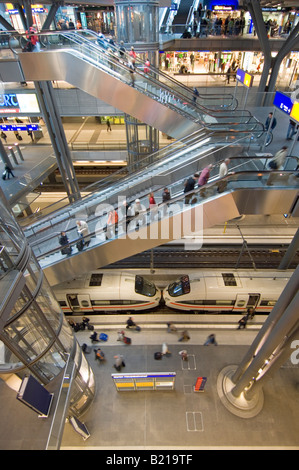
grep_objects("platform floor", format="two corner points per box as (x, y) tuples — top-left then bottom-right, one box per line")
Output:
(60, 326), (299, 450)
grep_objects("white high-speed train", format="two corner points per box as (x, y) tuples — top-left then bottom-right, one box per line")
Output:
(163, 270), (293, 314)
(53, 271), (161, 314)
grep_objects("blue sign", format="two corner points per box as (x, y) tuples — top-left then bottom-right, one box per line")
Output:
(273, 91), (293, 115)
(0, 94), (19, 110)
(0, 124), (39, 131)
(236, 68), (253, 88)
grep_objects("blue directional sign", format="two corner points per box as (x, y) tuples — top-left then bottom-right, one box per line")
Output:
(273, 91), (293, 115)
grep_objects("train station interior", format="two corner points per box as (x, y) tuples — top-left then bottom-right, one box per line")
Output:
(0, 0), (299, 452)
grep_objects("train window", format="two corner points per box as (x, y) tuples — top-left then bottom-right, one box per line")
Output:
(168, 276), (191, 297)
(222, 273), (237, 286)
(58, 301), (67, 307)
(81, 300), (90, 307)
(91, 300), (110, 306)
(89, 273), (103, 286)
(260, 300), (276, 307)
(135, 276), (156, 297)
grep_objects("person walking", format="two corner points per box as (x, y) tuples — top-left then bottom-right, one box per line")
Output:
(204, 334), (218, 346)
(106, 118), (112, 132)
(178, 329), (190, 342)
(4, 164), (15, 179)
(114, 354), (125, 371)
(268, 146), (288, 170)
(237, 315), (248, 330)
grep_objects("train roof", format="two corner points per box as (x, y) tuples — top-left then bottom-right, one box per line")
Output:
(185, 270), (292, 299)
(53, 271), (135, 292)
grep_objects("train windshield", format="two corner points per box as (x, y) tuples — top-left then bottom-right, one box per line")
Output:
(168, 275), (191, 297)
(135, 275), (156, 297)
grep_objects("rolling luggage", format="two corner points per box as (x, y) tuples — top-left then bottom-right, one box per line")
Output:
(99, 333), (108, 342)
(135, 325), (141, 332)
(154, 352), (162, 360)
(76, 238), (84, 251)
(61, 246), (72, 255)
(123, 336), (131, 345)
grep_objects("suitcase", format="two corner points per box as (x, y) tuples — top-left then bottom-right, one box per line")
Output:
(99, 333), (108, 342)
(82, 343), (91, 353)
(61, 246), (72, 255)
(76, 239), (84, 251)
(123, 336), (131, 345)
(154, 352), (162, 360)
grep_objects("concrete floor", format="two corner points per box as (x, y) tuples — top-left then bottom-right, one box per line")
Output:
(61, 326), (299, 450)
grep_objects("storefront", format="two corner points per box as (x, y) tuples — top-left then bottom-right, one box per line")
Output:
(5, 3), (49, 31)
(75, 6), (115, 35)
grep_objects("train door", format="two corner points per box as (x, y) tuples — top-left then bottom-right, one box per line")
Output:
(66, 294), (92, 312)
(247, 294), (260, 309)
(233, 293), (260, 311)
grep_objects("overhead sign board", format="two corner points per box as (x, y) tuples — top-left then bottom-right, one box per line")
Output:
(273, 91), (299, 123)
(290, 101), (299, 122)
(236, 68), (254, 88)
(273, 91), (293, 115)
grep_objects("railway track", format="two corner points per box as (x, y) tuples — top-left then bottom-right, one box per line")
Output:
(108, 245), (299, 270)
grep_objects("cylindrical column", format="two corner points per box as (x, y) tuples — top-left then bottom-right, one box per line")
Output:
(8, 146), (18, 165)
(232, 266), (299, 383)
(0, 187), (95, 419)
(0, 139), (11, 167)
(115, 0), (160, 163)
(14, 143), (24, 162)
(278, 228), (299, 270)
(231, 290), (299, 398)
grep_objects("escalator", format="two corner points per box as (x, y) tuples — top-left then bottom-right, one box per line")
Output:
(14, 31), (264, 140)
(26, 152), (298, 286)
(172, 0), (194, 26)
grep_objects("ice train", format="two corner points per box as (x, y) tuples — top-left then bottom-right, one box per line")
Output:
(53, 271), (161, 314)
(163, 270), (293, 314)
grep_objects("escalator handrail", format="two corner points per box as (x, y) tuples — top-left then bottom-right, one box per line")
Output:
(33, 168), (299, 263)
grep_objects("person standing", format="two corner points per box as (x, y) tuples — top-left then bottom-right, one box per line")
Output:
(198, 164), (212, 196)
(265, 112), (277, 145)
(286, 119), (298, 140)
(59, 231), (72, 256)
(76, 220), (91, 247)
(218, 158), (231, 193)
(184, 173), (199, 204)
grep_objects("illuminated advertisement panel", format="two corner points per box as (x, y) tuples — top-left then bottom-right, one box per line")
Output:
(0, 93), (40, 114)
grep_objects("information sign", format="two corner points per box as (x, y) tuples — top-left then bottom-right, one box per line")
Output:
(236, 68), (254, 88)
(112, 372), (176, 392)
(290, 101), (299, 123)
(273, 91), (293, 115)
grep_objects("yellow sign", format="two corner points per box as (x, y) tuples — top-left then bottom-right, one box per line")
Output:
(290, 102), (299, 123)
(244, 73), (253, 88)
